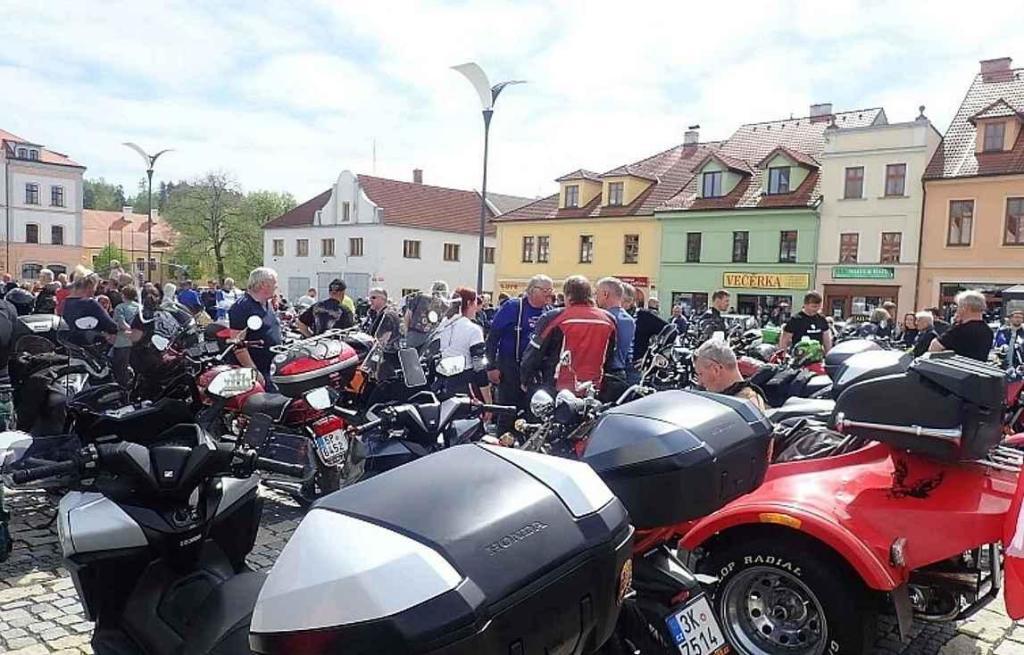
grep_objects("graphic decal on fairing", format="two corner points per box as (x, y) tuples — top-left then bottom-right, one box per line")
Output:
(889, 459), (945, 499)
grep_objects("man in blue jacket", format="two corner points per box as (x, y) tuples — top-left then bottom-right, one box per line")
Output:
(484, 275), (553, 429)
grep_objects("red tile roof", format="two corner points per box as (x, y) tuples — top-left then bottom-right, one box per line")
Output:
(262, 189), (333, 229)
(599, 164), (659, 181)
(83, 209), (176, 250)
(692, 152), (753, 175)
(555, 169), (603, 182)
(495, 142), (723, 223)
(263, 176), (531, 236)
(661, 107), (882, 211)
(0, 129), (84, 168)
(968, 99), (1023, 124)
(925, 68), (1024, 179)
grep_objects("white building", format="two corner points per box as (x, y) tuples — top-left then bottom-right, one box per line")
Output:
(815, 111), (942, 317)
(263, 169), (532, 301)
(0, 129), (86, 279)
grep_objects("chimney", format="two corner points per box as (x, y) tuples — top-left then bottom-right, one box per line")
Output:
(809, 103), (833, 122)
(413, 168), (423, 184)
(683, 125), (700, 146)
(980, 57), (1013, 82)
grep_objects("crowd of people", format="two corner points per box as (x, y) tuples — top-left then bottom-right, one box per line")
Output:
(1, 260), (1021, 425)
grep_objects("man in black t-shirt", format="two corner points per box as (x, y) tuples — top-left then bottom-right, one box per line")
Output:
(779, 290), (832, 353)
(930, 290), (993, 362)
(696, 289), (730, 341)
(297, 278), (355, 336)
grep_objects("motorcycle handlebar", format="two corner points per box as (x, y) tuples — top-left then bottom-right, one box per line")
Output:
(477, 403), (518, 416)
(350, 418), (383, 435)
(255, 457), (306, 478)
(11, 459), (79, 484)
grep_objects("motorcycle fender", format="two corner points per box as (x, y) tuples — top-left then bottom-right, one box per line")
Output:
(680, 504), (901, 591)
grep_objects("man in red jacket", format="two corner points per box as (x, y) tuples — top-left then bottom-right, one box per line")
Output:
(520, 275), (617, 393)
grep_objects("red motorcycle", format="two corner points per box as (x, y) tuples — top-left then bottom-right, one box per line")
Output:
(671, 354), (1017, 655)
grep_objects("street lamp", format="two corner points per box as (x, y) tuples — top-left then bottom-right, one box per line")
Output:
(122, 142), (172, 282)
(451, 63), (524, 293)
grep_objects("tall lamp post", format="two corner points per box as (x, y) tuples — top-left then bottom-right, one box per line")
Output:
(451, 63), (524, 293)
(122, 143), (172, 282)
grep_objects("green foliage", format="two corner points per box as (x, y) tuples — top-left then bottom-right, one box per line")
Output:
(83, 178), (126, 210)
(163, 173), (295, 282)
(93, 244), (127, 277)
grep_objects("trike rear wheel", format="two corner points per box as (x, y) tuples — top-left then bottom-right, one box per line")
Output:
(705, 537), (876, 655)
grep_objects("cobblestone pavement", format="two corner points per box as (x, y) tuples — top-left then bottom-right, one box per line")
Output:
(1, 486), (1021, 654)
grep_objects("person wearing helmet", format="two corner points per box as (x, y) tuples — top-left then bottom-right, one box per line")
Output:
(4, 287), (35, 317)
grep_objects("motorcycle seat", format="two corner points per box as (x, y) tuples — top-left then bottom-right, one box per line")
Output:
(766, 397), (835, 424)
(241, 392), (291, 422)
(179, 569), (267, 655)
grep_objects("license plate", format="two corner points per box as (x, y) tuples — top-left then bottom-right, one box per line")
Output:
(664, 595), (729, 655)
(314, 430), (348, 467)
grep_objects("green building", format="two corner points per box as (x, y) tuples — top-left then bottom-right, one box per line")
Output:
(658, 207), (819, 314)
(655, 105), (885, 315)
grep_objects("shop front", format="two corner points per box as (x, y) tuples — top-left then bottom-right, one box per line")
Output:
(498, 274), (653, 304)
(664, 267), (813, 316)
(821, 266), (903, 319)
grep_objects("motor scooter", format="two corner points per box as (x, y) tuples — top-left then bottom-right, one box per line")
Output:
(675, 353), (1018, 655)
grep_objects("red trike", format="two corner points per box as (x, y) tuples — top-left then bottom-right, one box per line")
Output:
(669, 354), (1017, 655)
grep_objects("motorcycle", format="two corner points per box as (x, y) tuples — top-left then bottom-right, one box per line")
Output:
(10, 417), (635, 655)
(678, 353), (1019, 655)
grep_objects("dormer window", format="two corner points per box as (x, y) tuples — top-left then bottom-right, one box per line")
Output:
(702, 172), (722, 198)
(16, 147), (26, 158)
(608, 182), (624, 206)
(768, 167), (790, 195)
(29, 149), (38, 160)
(984, 122), (1006, 152)
(565, 184), (580, 208)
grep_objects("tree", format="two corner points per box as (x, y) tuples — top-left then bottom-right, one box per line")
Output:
(164, 172), (244, 281)
(93, 244), (127, 277)
(229, 191), (296, 278)
(83, 178), (127, 210)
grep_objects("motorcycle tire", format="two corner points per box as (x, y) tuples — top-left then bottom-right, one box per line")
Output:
(704, 536), (876, 655)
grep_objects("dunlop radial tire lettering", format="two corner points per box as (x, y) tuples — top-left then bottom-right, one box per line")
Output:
(704, 537), (876, 655)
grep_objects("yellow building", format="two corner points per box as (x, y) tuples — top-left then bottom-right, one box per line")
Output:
(493, 132), (718, 304)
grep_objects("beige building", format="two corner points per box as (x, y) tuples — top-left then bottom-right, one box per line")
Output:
(919, 57), (1024, 312)
(815, 111), (941, 317)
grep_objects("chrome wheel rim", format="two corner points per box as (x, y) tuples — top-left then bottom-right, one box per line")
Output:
(720, 566), (827, 655)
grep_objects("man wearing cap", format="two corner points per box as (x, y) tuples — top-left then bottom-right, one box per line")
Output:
(297, 278), (356, 336)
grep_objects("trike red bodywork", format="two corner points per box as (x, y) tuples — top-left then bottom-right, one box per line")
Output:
(674, 441), (1018, 592)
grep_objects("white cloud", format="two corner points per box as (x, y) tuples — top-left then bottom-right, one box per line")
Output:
(0, 0), (1021, 202)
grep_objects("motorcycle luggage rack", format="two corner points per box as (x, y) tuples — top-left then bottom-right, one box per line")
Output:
(270, 328), (353, 354)
(970, 446), (1024, 473)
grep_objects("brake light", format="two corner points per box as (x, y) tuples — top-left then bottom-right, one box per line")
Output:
(312, 415), (344, 437)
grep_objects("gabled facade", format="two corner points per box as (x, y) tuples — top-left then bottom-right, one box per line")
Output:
(493, 129), (717, 303)
(815, 112), (941, 317)
(919, 57), (1024, 311)
(0, 128), (85, 280)
(656, 105), (886, 314)
(263, 169), (531, 301)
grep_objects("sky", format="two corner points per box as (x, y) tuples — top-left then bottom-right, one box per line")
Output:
(1, 0), (1021, 203)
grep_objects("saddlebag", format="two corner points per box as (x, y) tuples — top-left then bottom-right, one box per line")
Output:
(581, 390), (773, 529)
(270, 338), (360, 398)
(834, 353), (1005, 461)
(250, 444), (633, 655)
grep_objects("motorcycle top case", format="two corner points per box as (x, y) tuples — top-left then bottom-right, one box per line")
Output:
(823, 338), (881, 380)
(581, 390), (773, 529)
(250, 444), (633, 655)
(830, 348), (912, 396)
(834, 352), (1005, 461)
(270, 338), (360, 398)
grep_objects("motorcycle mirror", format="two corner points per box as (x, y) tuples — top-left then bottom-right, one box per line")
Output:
(529, 389), (554, 418)
(436, 355), (466, 377)
(151, 334), (170, 352)
(246, 315), (264, 331)
(304, 387), (333, 411)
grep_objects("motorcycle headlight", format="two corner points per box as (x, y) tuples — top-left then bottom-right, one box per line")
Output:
(55, 373), (88, 396)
